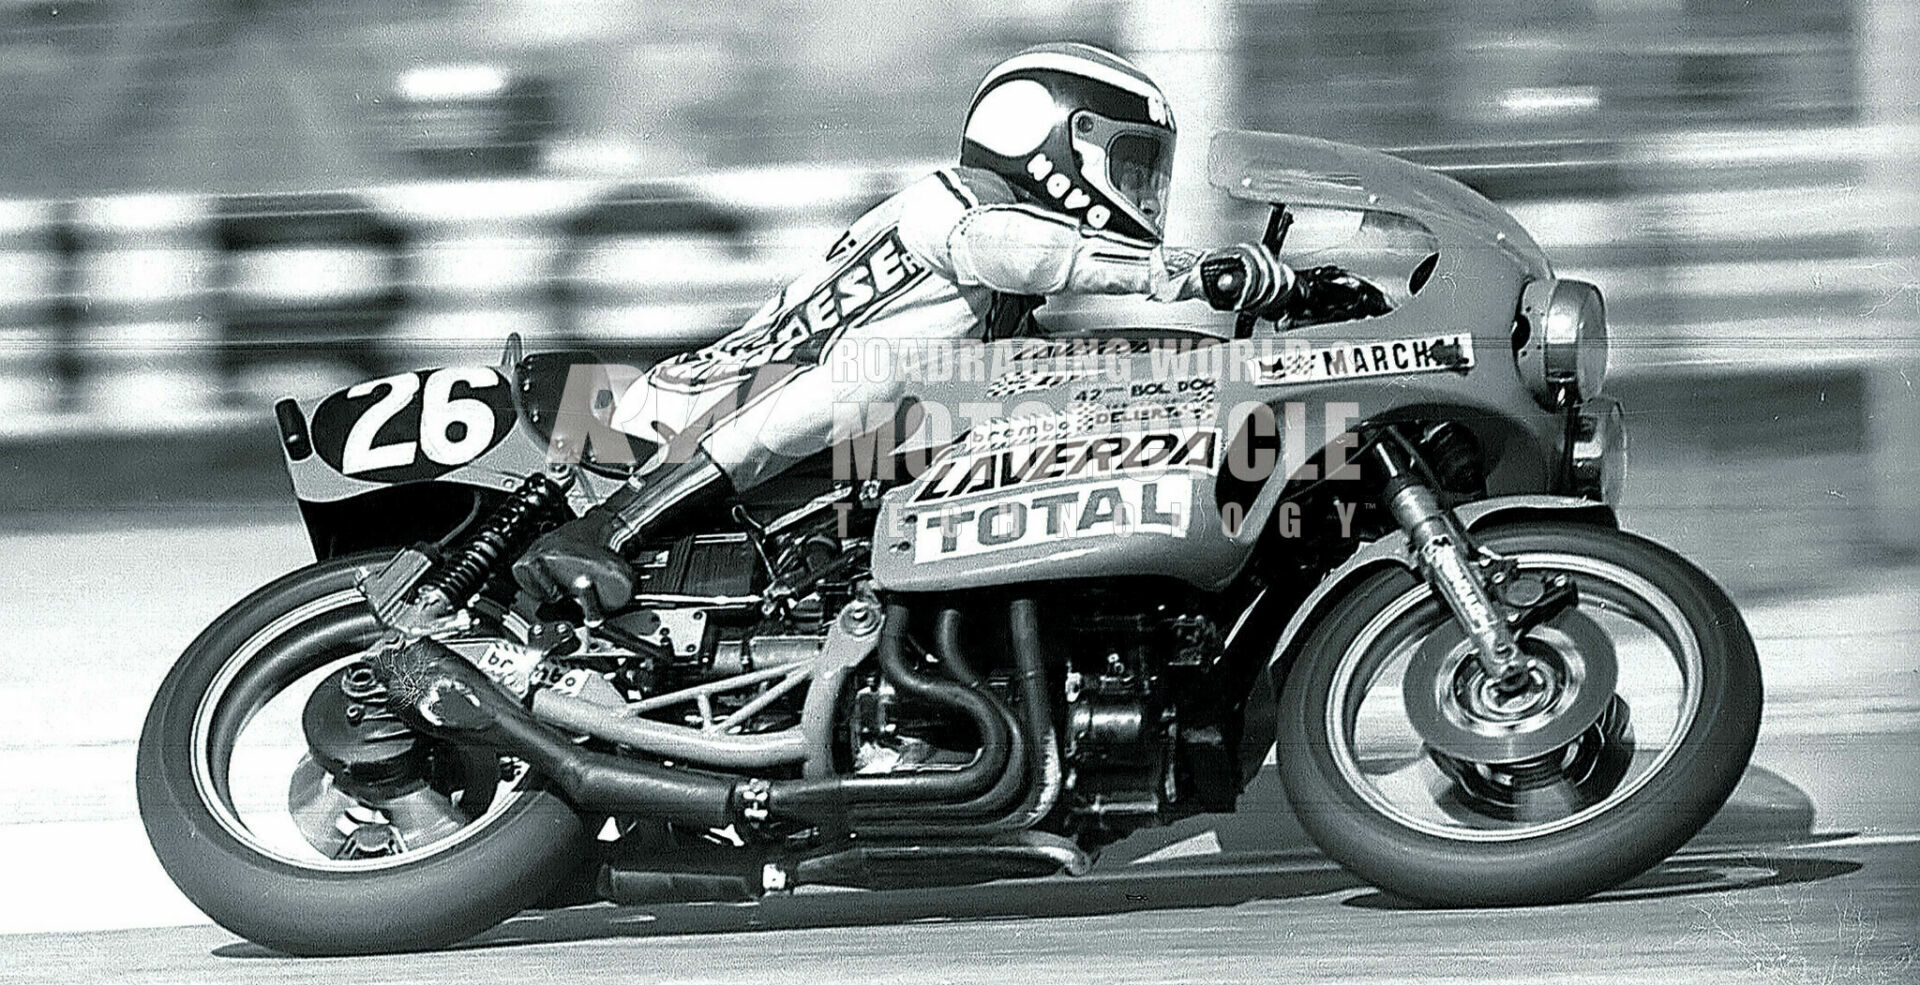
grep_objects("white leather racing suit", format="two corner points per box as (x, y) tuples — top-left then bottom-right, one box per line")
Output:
(610, 165), (1222, 491)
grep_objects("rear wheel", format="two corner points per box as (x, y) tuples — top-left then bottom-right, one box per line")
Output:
(136, 553), (588, 955)
(1276, 522), (1762, 905)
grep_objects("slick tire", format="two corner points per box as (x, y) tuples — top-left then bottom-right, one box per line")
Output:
(1275, 522), (1763, 906)
(136, 553), (588, 955)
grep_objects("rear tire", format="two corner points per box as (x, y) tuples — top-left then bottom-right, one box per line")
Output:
(136, 554), (588, 955)
(1275, 522), (1762, 905)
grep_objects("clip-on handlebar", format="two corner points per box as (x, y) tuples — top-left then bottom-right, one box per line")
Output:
(1234, 203), (1294, 340)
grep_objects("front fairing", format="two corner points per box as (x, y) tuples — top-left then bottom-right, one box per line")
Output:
(871, 132), (1568, 594)
(869, 270), (1555, 592)
(1207, 129), (1551, 279)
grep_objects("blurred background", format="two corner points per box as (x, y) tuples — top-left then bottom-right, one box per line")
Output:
(0, 0), (1914, 595)
(0, 0), (1880, 189)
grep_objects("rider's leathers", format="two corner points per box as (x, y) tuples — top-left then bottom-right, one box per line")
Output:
(610, 165), (1220, 490)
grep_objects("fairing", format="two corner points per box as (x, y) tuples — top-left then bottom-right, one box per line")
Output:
(867, 322), (1567, 594)
(1208, 129), (1551, 278)
(871, 131), (1575, 594)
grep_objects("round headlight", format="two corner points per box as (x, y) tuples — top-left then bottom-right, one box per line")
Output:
(1517, 278), (1608, 406)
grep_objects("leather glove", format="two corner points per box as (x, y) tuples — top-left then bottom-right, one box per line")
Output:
(1198, 243), (1293, 315)
(511, 508), (634, 616)
(1285, 265), (1392, 326)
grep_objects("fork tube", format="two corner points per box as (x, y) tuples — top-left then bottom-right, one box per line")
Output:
(1372, 433), (1527, 683)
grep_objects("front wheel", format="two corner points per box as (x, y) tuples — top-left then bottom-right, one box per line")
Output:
(1276, 522), (1762, 906)
(136, 553), (589, 955)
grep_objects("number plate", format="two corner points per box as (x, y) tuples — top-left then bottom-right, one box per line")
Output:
(308, 367), (516, 482)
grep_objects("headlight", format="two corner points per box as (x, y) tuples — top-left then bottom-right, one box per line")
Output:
(1517, 278), (1608, 406)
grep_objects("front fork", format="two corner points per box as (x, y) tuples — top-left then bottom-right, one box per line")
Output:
(1371, 430), (1573, 687)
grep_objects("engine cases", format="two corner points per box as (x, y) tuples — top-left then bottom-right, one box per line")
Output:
(1055, 590), (1240, 842)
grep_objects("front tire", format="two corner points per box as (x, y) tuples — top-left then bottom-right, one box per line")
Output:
(1275, 522), (1762, 906)
(136, 554), (588, 955)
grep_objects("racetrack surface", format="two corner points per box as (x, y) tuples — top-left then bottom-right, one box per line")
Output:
(5, 837), (1915, 985)
(1, 517), (1914, 983)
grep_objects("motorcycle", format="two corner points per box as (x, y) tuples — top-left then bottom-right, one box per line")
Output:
(136, 130), (1762, 955)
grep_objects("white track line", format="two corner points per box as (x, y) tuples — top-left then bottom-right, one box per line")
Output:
(1762, 831), (1920, 851)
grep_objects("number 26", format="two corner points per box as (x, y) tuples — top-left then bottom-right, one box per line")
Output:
(341, 368), (501, 475)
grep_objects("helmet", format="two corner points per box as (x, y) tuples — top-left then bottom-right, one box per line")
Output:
(961, 43), (1176, 243)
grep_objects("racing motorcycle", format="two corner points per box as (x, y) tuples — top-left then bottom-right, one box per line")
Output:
(137, 131), (1762, 955)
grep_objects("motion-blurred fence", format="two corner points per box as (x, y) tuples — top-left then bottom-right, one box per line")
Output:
(0, 167), (904, 431)
(0, 125), (1915, 542)
(3, 126), (1915, 421)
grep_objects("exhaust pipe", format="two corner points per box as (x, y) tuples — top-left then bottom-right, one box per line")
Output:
(372, 638), (738, 830)
(856, 605), (1029, 823)
(367, 597), (1031, 834)
(848, 599), (1060, 835)
(757, 602), (1017, 825)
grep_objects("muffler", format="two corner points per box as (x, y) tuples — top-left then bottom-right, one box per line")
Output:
(370, 637), (739, 830)
(787, 831), (1091, 890)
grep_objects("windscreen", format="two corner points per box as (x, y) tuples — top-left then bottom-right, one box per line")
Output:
(1207, 129), (1549, 277)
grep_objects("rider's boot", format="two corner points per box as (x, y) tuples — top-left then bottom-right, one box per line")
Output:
(511, 448), (732, 612)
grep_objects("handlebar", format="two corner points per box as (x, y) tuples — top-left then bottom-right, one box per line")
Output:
(1235, 204), (1296, 339)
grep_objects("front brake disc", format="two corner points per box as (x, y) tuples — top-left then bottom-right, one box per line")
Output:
(1402, 606), (1618, 764)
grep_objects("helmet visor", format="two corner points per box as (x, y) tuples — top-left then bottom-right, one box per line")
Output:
(1108, 132), (1172, 230)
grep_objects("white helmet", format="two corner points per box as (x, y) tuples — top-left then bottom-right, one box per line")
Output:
(961, 43), (1176, 243)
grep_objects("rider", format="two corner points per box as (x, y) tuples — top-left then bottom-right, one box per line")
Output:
(514, 42), (1296, 610)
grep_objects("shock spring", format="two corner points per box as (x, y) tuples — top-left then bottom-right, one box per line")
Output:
(415, 473), (569, 609)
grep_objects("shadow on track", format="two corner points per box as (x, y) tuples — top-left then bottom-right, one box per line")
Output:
(513, 857), (1367, 947)
(208, 763), (1843, 958)
(211, 856), (1365, 957)
(214, 860), (1367, 952)
(1341, 854), (1865, 910)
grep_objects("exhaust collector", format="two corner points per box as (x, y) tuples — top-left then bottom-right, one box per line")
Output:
(373, 637), (740, 830)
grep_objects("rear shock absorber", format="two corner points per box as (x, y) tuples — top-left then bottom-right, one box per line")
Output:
(412, 472), (571, 617)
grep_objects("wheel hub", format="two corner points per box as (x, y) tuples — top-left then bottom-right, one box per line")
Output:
(1429, 694), (1636, 823)
(301, 663), (426, 798)
(293, 661), (500, 859)
(1463, 661), (1561, 720)
(1403, 607), (1618, 764)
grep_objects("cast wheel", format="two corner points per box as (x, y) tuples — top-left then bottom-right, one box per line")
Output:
(136, 553), (587, 955)
(1276, 522), (1762, 905)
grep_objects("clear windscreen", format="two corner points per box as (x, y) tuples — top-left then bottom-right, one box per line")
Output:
(1207, 129), (1549, 277)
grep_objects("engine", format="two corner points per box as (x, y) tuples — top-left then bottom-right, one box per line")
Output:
(1050, 586), (1241, 842)
(528, 492), (1245, 843)
(836, 580), (1246, 843)
(579, 500), (869, 732)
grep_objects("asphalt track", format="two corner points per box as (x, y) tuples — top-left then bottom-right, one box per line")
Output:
(1, 516), (1915, 984)
(1, 836), (1912, 985)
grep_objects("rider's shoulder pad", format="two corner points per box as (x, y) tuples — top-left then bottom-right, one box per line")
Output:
(898, 168), (1008, 273)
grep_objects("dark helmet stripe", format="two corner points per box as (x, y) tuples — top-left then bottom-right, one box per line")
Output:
(973, 43), (1163, 103)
